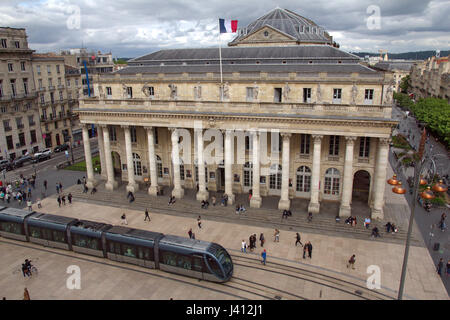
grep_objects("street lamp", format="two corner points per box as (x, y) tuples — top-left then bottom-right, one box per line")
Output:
(387, 128), (448, 300)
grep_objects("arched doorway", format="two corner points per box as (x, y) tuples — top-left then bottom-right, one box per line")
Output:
(111, 151), (122, 178)
(323, 168), (340, 200)
(269, 164), (282, 195)
(352, 170), (370, 203)
(296, 165), (311, 197)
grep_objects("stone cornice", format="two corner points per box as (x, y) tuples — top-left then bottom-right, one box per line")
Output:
(76, 108), (397, 129)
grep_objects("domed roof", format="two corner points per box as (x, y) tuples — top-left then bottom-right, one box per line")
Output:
(229, 8), (333, 46)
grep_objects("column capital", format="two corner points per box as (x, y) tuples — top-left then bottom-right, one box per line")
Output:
(144, 126), (153, 131)
(99, 124), (108, 129)
(345, 136), (357, 144)
(312, 134), (323, 142)
(281, 132), (292, 140)
(120, 124), (130, 129)
(379, 137), (391, 146)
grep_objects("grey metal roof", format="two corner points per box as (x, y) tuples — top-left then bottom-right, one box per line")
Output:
(116, 63), (377, 75)
(374, 62), (414, 72)
(130, 45), (358, 64)
(229, 8), (331, 45)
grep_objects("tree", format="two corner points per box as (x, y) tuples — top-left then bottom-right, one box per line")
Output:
(399, 75), (411, 93)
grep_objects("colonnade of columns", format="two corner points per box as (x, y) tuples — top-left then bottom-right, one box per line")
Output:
(81, 124), (390, 219)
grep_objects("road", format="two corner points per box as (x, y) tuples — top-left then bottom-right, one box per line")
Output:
(0, 138), (98, 210)
(391, 105), (450, 294)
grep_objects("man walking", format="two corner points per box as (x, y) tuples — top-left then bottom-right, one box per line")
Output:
(144, 208), (151, 221)
(121, 213), (128, 225)
(295, 233), (303, 247)
(261, 249), (267, 265)
(57, 195), (61, 207)
(241, 240), (247, 253)
(259, 233), (265, 247)
(306, 241), (312, 259)
(347, 254), (356, 269)
(188, 228), (193, 239)
(43, 180), (47, 191)
(303, 243), (308, 259)
(56, 183), (60, 194)
(437, 258), (444, 276)
(68, 193), (72, 204)
(197, 216), (202, 229)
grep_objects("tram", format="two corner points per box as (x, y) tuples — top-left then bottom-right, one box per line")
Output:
(0, 207), (233, 283)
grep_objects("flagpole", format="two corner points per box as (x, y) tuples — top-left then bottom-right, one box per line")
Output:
(218, 19), (223, 84)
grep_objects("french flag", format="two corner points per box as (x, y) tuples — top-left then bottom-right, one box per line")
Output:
(219, 18), (238, 33)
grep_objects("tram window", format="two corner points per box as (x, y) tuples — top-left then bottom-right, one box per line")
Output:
(160, 251), (177, 267)
(73, 234), (100, 250)
(206, 256), (222, 276)
(29, 226), (41, 238)
(137, 246), (153, 261)
(0, 221), (22, 234)
(192, 256), (204, 272)
(52, 230), (66, 243)
(214, 249), (233, 275)
(42, 229), (53, 241)
(122, 244), (137, 258)
(176, 254), (192, 270)
(108, 241), (121, 255)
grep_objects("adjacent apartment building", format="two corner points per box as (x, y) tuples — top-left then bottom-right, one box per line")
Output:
(410, 55), (450, 102)
(0, 27), (43, 160)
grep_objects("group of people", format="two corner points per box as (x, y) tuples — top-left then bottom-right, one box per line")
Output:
(345, 216), (357, 226)
(201, 199), (210, 209)
(0, 175), (37, 206)
(21, 259), (35, 277)
(282, 209), (292, 219)
(385, 222), (398, 233)
(56, 193), (72, 207)
(235, 204), (246, 214)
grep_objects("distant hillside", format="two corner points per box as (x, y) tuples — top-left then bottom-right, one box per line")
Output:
(350, 50), (450, 60)
(113, 57), (131, 64)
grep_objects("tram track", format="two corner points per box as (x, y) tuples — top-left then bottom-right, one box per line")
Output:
(230, 254), (396, 300)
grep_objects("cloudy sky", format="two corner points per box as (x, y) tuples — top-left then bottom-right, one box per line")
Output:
(1, 0), (449, 58)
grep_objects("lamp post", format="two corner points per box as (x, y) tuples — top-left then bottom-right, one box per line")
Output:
(387, 128), (447, 300)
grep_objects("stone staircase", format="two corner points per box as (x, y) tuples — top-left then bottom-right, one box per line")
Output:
(63, 183), (423, 246)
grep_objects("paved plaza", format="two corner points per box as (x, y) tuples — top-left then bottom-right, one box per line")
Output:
(0, 188), (448, 300)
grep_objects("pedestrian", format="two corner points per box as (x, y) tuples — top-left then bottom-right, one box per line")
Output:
(57, 196), (61, 207)
(437, 258), (443, 276)
(121, 213), (128, 225)
(37, 198), (42, 209)
(261, 249), (267, 265)
(197, 216), (202, 229)
(144, 208), (151, 221)
(27, 200), (32, 211)
(259, 233), (265, 247)
(241, 240), (247, 253)
(446, 260), (450, 279)
(56, 183), (60, 194)
(188, 228), (193, 239)
(83, 184), (88, 193)
(59, 182), (63, 192)
(305, 241), (313, 259)
(211, 196), (216, 206)
(249, 235), (254, 252)
(295, 232), (303, 247)
(61, 195), (66, 205)
(347, 254), (356, 269)
(23, 288), (30, 300)
(43, 180), (47, 190)
(303, 244), (308, 259)
(68, 193), (72, 204)
(274, 229), (280, 242)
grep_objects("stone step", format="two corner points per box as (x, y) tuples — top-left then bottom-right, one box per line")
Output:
(66, 187), (420, 245)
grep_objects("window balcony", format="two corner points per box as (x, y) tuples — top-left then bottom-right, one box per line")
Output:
(17, 124), (24, 129)
(4, 126), (12, 132)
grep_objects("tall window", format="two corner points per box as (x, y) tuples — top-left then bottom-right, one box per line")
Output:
(47, 65), (51, 74)
(20, 61), (26, 71)
(56, 65), (60, 74)
(359, 137), (370, 158)
(8, 63), (13, 72)
(243, 162), (253, 187)
(269, 164), (282, 190)
(1, 39), (7, 48)
(106, 87), (112, 97)
(127, 86), (132, 98)
(329, 135), (340, 156)
(23, 79), (28, 95)
(59, 91), (63, 101)
(10, 79), (16, 97)
(364, 89), (374, 104)
(274, 88), (282, 103)
(324, 168), (340, 195)
(296, 166), (311, 192)
(180, 161), (185, 181)
(303, 88), (311, 103)
(246, 87), (254, 102)
(15, 41), (20, 48)
(332, 88), (342, 103)
(132, 153), (142, 176)
(130, 126), (137, 143)
(0, 80), (3, 98)
(30, 130), (37, 143)
(36, 65), (41, 74)
(109, 126), (117, 141)
(300, 134), (310, 154)
(149, 86), (154, 96)
(156, 155), (163, 178)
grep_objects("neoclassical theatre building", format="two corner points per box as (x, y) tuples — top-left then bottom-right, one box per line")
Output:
(77, 8), (396, 219)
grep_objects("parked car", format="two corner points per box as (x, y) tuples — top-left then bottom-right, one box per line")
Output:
(13, 155), (33, 168)
(34, 148), (52, 158)
(32, 153), (51, 163)
(54, 144), (69, 153)
(0, 159), (13, 171)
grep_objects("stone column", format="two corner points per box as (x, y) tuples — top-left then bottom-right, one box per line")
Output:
(371, 138), (390, 220)
(82, 124), (95, 188)
(308, 134), (323, 213)
(145, 126), (158, 196)
(169, 128), (184, 199)
(196, 129), (208, 201)
(250, 130), (262, 208)
(102, 125), (117, 190)
(123, 125), (138, 193)
(96, 125), (106, 180)
(278, 133), (291, 210)
(224, 130), (235, 205)
(339, 136), (356, 217)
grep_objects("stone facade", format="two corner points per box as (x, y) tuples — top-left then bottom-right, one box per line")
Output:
(0, 27), (44, 160)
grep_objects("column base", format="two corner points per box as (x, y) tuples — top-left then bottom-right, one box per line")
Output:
(371, 207), (384, 220)
(339, 205), (352, 217)
(86, 179), (97, 189)
(105, 180), (117, 191)
(148, 185), (159, 196)
(126, 183), (139, 193)
(172, 188), (184, 199)
(308, 201), (320, 214)
(250, 196), (262, 208)
(278, 198), (290, 210)
(225, 193), (235, 205)
(196, 190), (209, 201)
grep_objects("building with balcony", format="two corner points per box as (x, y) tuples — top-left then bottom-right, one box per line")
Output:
(0, 27), (44, 160)
(77, 8), (397, 220)
(410, 55), (450, 102)
(374, 61), (415, 92)
(31, 53), (81, 148)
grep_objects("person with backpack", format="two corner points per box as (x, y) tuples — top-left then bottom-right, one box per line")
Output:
(295, 233), (303, 247)
(347, 254), (356, 269)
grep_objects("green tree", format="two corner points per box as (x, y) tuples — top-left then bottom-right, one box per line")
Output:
(399, 75), (410, 93)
